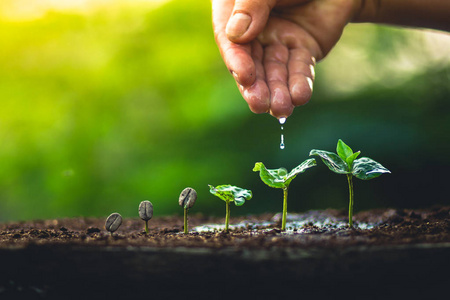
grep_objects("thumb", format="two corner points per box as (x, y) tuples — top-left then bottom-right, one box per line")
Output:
(226, 0), (277, 43)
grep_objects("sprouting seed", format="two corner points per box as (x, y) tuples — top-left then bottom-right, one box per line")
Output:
(139, 200), (153, 234)
(179, 187), (197, 234)
(105, 213), (122, 236)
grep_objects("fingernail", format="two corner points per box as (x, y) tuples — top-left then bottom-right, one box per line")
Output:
(226, 13), (251, 39)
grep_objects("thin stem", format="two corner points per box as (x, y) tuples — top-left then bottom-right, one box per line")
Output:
(281, 187), (288, 231)
(184, 208), (188, 234)
(225, 201), (230, 232)
(145, 220), (149, 234)
(347, 174), (354, 228)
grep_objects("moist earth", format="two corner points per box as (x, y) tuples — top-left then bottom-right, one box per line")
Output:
(0, 206), (449, 299)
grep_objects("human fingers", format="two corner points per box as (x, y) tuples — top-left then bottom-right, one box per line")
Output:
(288, 48), (315, 106)
(226, 0), (277, 43)
(263, 43), (294, 118)
(239, 40), (270, 113)
(212, 0), (256, 86)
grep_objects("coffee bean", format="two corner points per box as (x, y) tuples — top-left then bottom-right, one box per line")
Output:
(179, 187), (197, 209)
(105, 213), (122, 233)
(139, 200), (153, 221)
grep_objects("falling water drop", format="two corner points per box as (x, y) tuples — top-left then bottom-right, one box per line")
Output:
(280, 134), (285, 150)
(278, 118), (286, 150)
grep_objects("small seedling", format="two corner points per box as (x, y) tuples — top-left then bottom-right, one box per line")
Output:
(209, 184), (252, 232)
(179, 187), (197, 234)
(105, 212), (122, 236)
(253, 159), (316, 231)
(139, 200), (153, 234)
(310, 139), (390, 227)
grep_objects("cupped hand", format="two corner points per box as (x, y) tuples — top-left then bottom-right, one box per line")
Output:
(212, 0), (358, 118)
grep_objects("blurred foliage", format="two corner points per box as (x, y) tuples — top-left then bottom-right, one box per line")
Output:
(0, 0), (449, 222)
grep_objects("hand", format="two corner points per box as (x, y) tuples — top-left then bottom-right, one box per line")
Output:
(212, 0), (358, 118)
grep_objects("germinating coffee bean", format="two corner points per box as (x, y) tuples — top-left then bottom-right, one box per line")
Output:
(105, 213), (122, 233)
(179, 187), (197, 209)
(139, 200), (153, 221)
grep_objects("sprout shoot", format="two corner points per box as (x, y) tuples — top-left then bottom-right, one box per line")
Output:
(253, 159), (316, 231)
(139, 200), (153, 234)
(209, 184), (252, 232)
(179, 187), (197, 234)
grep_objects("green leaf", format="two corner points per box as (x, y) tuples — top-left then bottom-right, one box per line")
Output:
(285, 158), (317, 186)
(309, 149), (349, 174)
(346, 151), (361, 168)
(209, 184), (252, 206)
(336, 139), (354, 161)
(352, 157), (391, 180)
(253, 160), (316, 189)
(233, 196), (246, 206)
(253, 162), (286, 189)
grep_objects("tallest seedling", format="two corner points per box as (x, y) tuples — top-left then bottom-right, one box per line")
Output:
(310, 139), (390, 227)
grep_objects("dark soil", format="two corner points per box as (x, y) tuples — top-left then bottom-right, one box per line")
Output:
(1, 207), (449, 299)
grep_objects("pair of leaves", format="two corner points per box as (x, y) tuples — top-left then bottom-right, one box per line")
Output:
(310, 139), (390, 180)
(253, 159), (317, 189)
(209, 184), (252, 206)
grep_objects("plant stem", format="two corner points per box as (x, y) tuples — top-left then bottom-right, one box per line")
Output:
(225, 201), (230, 232)
(184, 208), (188, 234)
(281, 187), (288, 231)
(145, 220), (149, 234)
(347, 174), (354, 228)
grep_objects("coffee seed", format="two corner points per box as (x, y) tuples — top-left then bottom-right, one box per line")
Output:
(179, 187), (197, 209)
(105, 213), (122, 233)
(139, 200), (153, 221)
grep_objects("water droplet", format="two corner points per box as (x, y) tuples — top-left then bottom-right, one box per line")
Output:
(280, 133), (285, 150)
(278, 118), (286, 150)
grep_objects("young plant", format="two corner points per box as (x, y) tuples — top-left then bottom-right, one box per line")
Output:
(310, 139), (391, 227)
(139, 200), (153, 234)
(105, 212), (122, 236)
(179, 187), (197, 234)
(253, 159), (316, 231)
(209, 184), (252, 232)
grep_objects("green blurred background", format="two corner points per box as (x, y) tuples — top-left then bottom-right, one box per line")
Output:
(0, 0), (449, 222)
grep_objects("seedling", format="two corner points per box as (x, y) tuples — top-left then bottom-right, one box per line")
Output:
(253, 159), (316, 231)
(310, 139), (390, 227)
(139, 200), (153, 234)
(209, 184), (252, 232)
(179, 187), (197, 234)
(105, 212), (122, 236)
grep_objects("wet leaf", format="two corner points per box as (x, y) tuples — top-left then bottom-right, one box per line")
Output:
(285, 158), (317, 186)
(309, 150), (349, 174)
(352, 157), (391, 180)
(253, 160), (316, 189)
(252, 162), (286, 189)
(208, 184), (252, 206)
